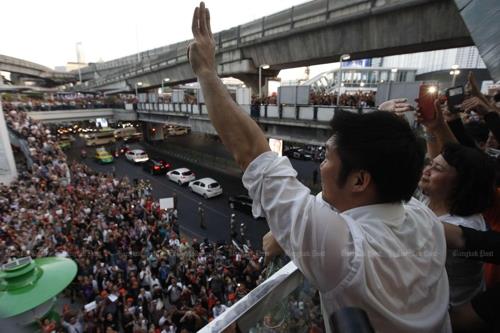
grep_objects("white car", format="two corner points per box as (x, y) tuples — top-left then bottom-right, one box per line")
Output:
(167, 168), (196, 185)
(125, 149), (149, 164)
(189, 177), (223, 199)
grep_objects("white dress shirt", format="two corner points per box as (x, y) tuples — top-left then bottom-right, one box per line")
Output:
(243, 152), (451, 333)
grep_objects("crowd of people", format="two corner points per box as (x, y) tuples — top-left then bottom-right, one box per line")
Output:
(1, 94), (130, 112)
(251, 91), (376, 107)
(0, 108), (330, 332)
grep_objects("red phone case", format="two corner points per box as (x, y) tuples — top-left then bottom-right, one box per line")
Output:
(418, 85), (438, 121)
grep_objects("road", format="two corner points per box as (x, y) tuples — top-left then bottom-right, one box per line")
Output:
(65, 138), (270, 249)
(64, 135), (322, 250)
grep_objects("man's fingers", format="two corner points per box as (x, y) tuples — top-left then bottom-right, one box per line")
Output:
(192, 6), (200, 39)
(206, 8), (213, 39)
(199, 2), (207, 36)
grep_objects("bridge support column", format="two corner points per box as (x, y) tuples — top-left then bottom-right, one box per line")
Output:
(233, 71), (279, 99)
(0, 101), (18, 185)
(145, 123), (165, 141)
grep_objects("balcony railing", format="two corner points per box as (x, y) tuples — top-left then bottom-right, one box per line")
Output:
(198, 260), (326, 332)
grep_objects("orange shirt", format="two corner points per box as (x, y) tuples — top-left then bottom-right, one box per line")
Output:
(484, 188), (500, 287)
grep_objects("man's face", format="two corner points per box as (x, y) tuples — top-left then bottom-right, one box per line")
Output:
(320, 136), (348, 210)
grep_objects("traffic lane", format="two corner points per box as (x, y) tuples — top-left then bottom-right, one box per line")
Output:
(65, 141), (269, 248)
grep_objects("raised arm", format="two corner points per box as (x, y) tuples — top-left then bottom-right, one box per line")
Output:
(417, 100), (458, 158)
(188, 2), (270, 170)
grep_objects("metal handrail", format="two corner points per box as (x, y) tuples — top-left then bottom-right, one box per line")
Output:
(198, 261), (303, 333)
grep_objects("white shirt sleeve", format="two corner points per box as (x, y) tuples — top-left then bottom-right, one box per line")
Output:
(243, 152), (353, 292)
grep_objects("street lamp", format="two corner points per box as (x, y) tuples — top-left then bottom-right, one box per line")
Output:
(135, 82), (143, 98)
(258, 64), (270, 103)
(336, 54), (350, 106)
(161, 78), (170, 93)
(450, 65), (460, 86)
(76, 42), (83, 84)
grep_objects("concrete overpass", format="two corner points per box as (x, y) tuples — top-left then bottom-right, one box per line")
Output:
(0, 54), (77, 86)
(24, 103), (343, 145)
(79, 0), (478, 93)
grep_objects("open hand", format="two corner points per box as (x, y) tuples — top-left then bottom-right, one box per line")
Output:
(417, 99), (446, 132)
(378, 98), (414, 115)
(188, 2), (216, 76)
(461, 96), (492, 116)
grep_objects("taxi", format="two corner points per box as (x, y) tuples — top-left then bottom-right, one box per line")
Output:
(95, 147), (114, 164)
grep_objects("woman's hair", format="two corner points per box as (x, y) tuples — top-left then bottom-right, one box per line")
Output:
(442, 143), (496, 216)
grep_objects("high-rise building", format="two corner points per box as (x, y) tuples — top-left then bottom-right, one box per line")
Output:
(76, 42), (85, 64)
(380, 46), (486, 74)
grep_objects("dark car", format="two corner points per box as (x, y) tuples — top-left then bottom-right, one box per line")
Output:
(284, 148), (313, 160)
(142, 159), (170, 175)
(228, 195), (253, 215)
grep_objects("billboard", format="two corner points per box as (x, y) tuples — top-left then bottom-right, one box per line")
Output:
(269, 138), (283, 156)
(95, 118), (109, 128)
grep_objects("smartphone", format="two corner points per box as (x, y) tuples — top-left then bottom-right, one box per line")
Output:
(446, 86), (464, 113)
(418, 84), (438, 121)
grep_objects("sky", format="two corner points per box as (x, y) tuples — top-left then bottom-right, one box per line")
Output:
(1, 1), (318, 66)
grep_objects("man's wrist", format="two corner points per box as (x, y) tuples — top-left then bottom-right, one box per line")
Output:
(196, 69), (218, 80)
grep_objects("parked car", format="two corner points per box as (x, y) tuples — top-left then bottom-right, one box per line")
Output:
(142, 159), (170, 175)
(125, 149), (149, 164)
(95, 147), (114, 164)
(283, 148), (313, 160)
(188, 177), (223, 199)
(167, 168), (196, 185)
(228, 194), (253, 215)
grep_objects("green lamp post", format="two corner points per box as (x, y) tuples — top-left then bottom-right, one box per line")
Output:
(0, 257), (77, 328)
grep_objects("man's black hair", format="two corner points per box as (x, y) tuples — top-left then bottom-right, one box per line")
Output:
(330, 110), (425, 203)
(442, 143), (496, 216)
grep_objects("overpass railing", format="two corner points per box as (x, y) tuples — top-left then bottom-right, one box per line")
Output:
(134, 102), (375, 123)
(198, 260), (325, 332)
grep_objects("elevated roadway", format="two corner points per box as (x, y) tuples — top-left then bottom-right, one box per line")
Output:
(79, 0), (475, 92)
(0, 54), (77, 86)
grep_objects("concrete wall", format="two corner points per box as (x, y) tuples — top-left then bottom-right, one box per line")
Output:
(0, 102), (18, 185)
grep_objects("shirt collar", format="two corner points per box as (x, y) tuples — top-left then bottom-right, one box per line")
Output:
(341, 202), (406, 228)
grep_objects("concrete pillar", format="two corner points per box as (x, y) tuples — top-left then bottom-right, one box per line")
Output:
(145, 123), (164, 141)
(233, 71), (279, 98)
(0, 100), (18, 185)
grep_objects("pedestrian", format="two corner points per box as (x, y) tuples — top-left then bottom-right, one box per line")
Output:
(230, 213), (237, 239)
(172, 192), (178, 210)
(198, 202), (206, 229)
(240, 222), (246, 243)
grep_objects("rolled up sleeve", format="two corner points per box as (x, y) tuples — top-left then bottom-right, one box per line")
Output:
(243, 152), (352, 292)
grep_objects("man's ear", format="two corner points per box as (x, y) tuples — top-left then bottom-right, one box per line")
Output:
(351, 170), (372, 193)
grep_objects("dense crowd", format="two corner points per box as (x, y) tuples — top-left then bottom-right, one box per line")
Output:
(1, 108), (325, 332)
(1, 94), (130, 112)
(251, 91), (376, 107)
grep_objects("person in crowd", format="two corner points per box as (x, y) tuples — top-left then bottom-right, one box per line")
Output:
(188, 2), (450, 332)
